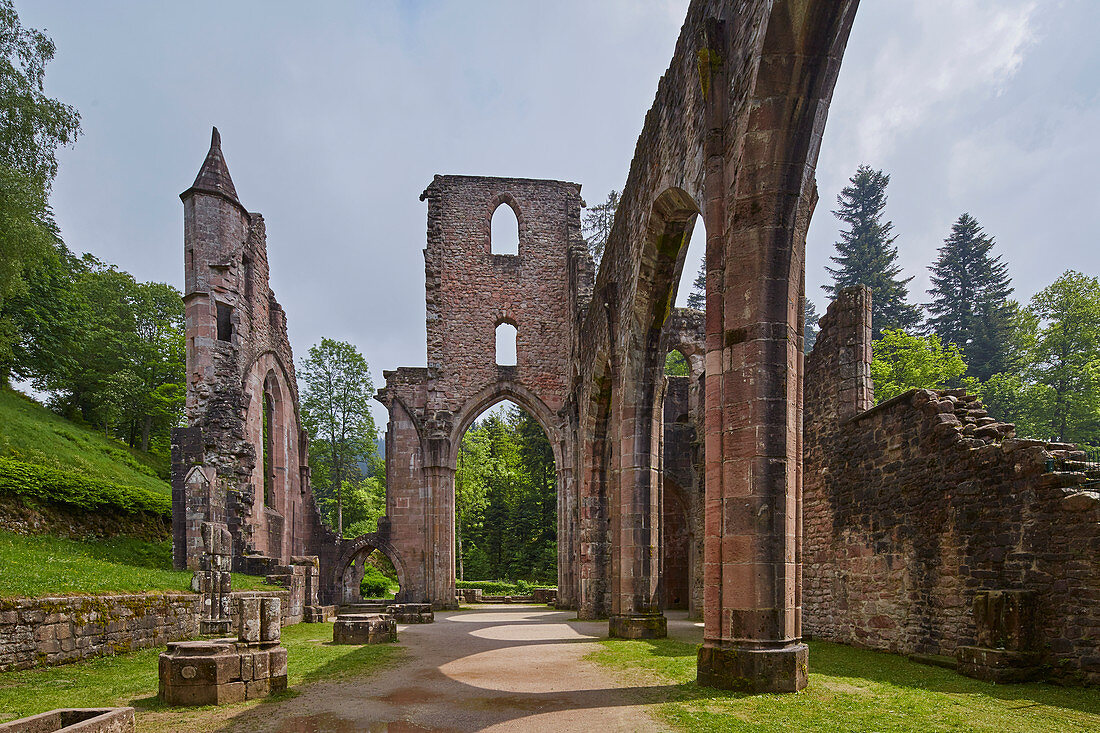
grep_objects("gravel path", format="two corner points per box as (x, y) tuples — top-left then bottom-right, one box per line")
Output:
(214, 605), (702, 733)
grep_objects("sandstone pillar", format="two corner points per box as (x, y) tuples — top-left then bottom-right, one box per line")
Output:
(423, 444), (457, 610)
(608, 378), (667, 639)
(556, 465), (578, 610)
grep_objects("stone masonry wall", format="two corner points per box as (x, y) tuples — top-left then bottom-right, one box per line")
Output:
(0, 594), (198, 672)
(174, 128), (334, 575)
(805, 287), (1100, 685)
(0, 588), (304, 673)
(379, 174), (587, 608)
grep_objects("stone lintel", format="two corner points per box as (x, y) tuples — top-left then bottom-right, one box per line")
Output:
(697, 642), (808, 693)
(608, 613), (667, 640)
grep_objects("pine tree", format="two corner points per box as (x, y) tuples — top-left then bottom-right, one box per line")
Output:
(925, 213), (1014, 380)
(581, 190), (620, 264)
(686, 259), (705, 310)
(804, 298), (819, 353)
(823, 165), (921, 336)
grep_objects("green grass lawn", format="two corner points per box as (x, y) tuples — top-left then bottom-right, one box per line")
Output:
(0, 622), (403, 724)
(589, 638), (1100, 732)
(0, 388), (169, 495)
(0, 530), (271, 598)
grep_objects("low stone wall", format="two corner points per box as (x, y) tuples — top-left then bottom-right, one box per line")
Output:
(0, 587), (308, 673)
(0, 594), (198, 672)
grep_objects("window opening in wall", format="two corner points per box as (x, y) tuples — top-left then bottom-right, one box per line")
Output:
(496, 322), (518, 366)
(263, 392), (274, 507)
(216, 302), (233, 342)
(676, 214), (707, 310)
(490, 203), (520, 255)
(665, 349), (689, 376)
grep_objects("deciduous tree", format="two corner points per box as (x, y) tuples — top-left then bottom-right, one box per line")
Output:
(0, 0), (80, 382)
(871, 329), (967, 403)
(299, 338), (378, 536)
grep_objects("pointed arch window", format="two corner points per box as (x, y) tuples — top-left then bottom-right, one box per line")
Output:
(490, 202), (520, 255)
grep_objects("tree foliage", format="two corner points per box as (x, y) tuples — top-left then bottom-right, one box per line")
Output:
(299, 338), (379, 536)
(871, 329), (967, 403)
(824, 165), (921, 336)
(804, 297), (819, 353)
(0, 0), (80, 381)
(455, 405), (556, 584)
(1025, 271), (1100, 443)
(926, 214), (1014, 380)
(665, 349), (688, 376)
(581, 190), (620, 264)
(4, 252), (184, 453)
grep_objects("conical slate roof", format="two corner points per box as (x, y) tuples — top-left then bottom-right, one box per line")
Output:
(187, 127), (239, 201)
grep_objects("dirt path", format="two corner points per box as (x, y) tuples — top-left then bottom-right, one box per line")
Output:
(206, 606), (700, 732)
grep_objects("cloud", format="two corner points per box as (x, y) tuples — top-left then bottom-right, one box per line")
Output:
(836, 0), (1037, 165)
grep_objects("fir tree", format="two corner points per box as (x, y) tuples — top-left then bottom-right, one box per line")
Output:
(925, 213), (1013, 380)
(804, 297), (819, 353)
(686, 259), (705, 310)
(823, 165), (921, 336)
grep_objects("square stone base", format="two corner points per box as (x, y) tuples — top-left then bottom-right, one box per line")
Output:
(333, 614), (398, 644)
(956, 646), (1042, 683)
(158, 639), (288, 706)
(697, 643), (808, 693)
(608, 614), (667, 639)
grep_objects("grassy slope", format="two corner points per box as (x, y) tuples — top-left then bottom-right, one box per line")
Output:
(0, 622), (403, 726)
(0, 388), (169, 496)
(0, 530), (271, 598)
(590, 638), (1100, 732)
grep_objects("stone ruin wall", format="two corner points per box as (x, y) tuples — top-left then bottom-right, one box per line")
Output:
(804, 286), (1100, 685)
(0, 588), (304, 673)
(661, 308), (706, 618)
(376, 174), (589, 608)
(172, 129), (334, 574)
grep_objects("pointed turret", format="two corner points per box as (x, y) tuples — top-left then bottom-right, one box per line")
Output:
(182, 126), (240, 203)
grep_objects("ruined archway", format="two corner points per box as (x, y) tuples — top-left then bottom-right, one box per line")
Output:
(330, 532), (411, 604)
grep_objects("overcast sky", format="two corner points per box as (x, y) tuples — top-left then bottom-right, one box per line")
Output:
(19, 0), (1100, 425)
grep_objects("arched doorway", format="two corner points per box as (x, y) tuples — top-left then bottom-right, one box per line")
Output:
(332, 533), (409, 605)
(453, 400), (557, 591)
(446, 384), (568, 607)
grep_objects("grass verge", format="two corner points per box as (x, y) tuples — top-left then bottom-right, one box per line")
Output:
(0, 388), (168, 495)
(0, 622), (403, 725)
(588, 637), (1100, 732)
(0, 530), (271, 598)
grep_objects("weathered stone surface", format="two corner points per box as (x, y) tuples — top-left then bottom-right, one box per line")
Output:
(0, 707), (136, 733)
(805, 286), (1100, 686)
(158, 597), (286, 706)
(697, 644), (809, 693)
(332, 614), (397, 645)
(0, 595), (198, 672)
(387, 604), (433, 624)
(609, 614), (668, 640)
(167, 0), (870, 697)
(172, 127), (337, 578)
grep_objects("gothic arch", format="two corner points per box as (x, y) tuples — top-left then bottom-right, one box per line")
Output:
(329, 532), (412, 603)
(447, 381), (564, 471)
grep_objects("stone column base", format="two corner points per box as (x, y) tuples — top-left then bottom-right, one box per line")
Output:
(608, 613), (667, 639)
(697, 642), (808, 693)
(956, 646), (1042, 683)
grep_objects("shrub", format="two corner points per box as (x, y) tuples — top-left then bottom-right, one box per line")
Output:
(455, 579), (556, 596)
(360, 565), (393, 598)
(0, 458), (171, 517)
